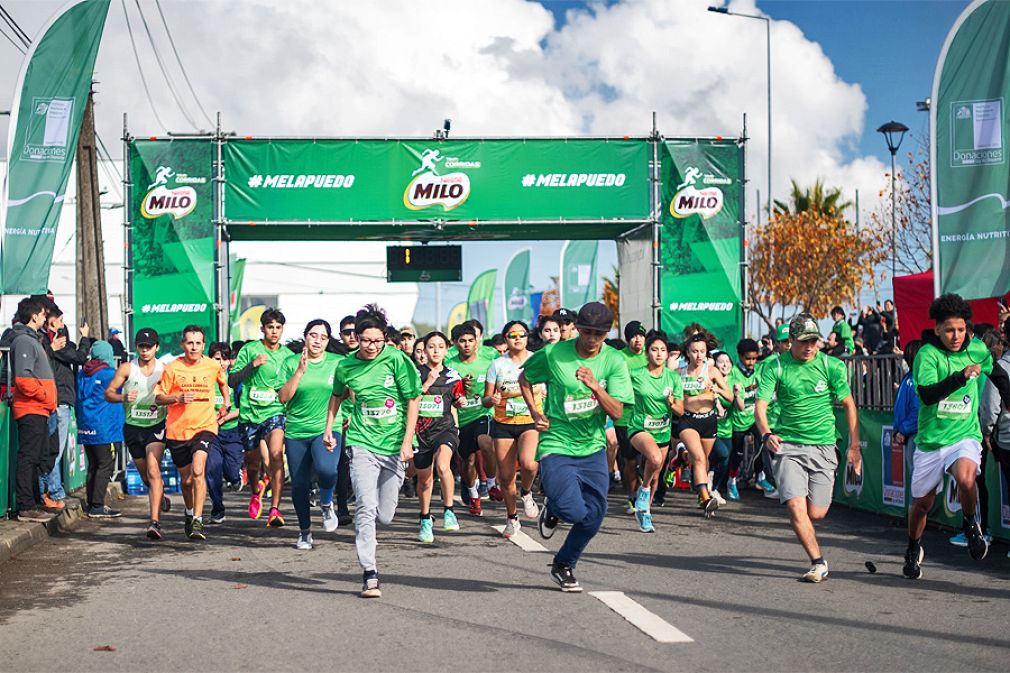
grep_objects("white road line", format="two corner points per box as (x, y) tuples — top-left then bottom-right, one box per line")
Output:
(490, 524), (549, 552)
(589, 591), (694, 644)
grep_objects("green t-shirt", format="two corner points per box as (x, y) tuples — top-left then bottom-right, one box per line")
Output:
(756, 351), (850, 445)
(214, 382), (238, 431)
(332, 346), (422, 455)
(717, 405), (733, 439)
(727, 365), (759, 433)
(628, 366), (681, 444)
(279, 352), (344, 439)
(522, 340), (634, 460)
(755, 355), (780, 429)
(616, 348), (648, 427)
(832, 319), (855, 353)
(445, 349), (497, 426)
(913, 338), (992, 452)
(232, 341), (289, 425)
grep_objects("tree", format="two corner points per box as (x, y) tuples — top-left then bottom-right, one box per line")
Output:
(773, 178), (854, 216)
(749, 199), (888, 332)
(602, 265), (619, 328)
(868, 134), (932, 275)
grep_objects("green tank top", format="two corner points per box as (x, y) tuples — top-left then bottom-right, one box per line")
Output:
(123, 359), (167, 428)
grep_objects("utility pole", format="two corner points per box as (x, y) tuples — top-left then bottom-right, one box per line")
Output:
(76, 89), (109, 338)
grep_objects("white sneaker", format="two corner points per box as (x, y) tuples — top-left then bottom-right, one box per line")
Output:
(802, 561), (829, 583)
(320, 503), (338, 532)
(711, 489), (727, 506)
(625, 499), (637, 515)
(295, 531), (314, 550)
(521, 491), (540, 519)
(503, 515), (521, 539)
(763, 488), (780, 499)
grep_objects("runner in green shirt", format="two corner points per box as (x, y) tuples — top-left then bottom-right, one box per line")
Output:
(756, 313), (860, 584)
(627, 330), (683, 532)
(519, 302), (633, 593)
(616, 320), (648, 514)
(229, 308), (290, 526)
(721, 338), (763, 501)
(829, 306), (855, 354)
(904, 294), (1010, 579)
(323, 305), (421, 599)
(749, 324), (790, 496)
(710, 350), (734, 508)
(278, 320), (344, 550)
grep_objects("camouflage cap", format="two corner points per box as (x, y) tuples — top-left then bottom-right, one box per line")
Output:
(789, 313), (821, 342)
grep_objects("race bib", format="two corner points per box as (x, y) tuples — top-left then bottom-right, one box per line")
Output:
(249, 387), (277, 405)
(937, 394), (971, 419)
(130, 406), (159, 421)
(644, 414), (670, 431)
(460, 395), (481, 409)
(215, 394), (224, 408)
(682, 378), (705, 394)
(563, 395), (599, 419)
(505, 398), (530, 417)
(419, 395), (443, 418)
(361, 398), (398, 424)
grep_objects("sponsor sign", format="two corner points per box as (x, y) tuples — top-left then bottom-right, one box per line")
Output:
(880, 425), (906, 508)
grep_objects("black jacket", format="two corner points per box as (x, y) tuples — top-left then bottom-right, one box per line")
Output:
(42, 328), (93, 406)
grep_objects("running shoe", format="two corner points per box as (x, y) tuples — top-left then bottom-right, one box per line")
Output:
(727, 481), (741, 501)
(755, 477), (775, 492)
(321, 503), (339, 532)
(903, 545), (924, 580)
(478, 480), (490, 498)
(361, 574), (382, 599)
(337, 510), (354, 527)
(43, 494), (65, 511)
(162, 495), (172, 512)
(503, 515), (521, 539)
(267, 507), (286, 528)
(418, 517), (435, 543)
(488, 485), (504, 502)
(711, 489), (727, 506)
(189, 518), (206, 541)
(633, 487), (651, 514)
(964, 519), (989, 561)
(468, 496), (483, 517)
(521, 491), (540, 519)
(624, 499), (637, 515)
(88, 505), (122, 518)
(550, 562), (583, 593)
(636, 509), (655, 533)
(248, 485), (264, 520)
(210, 510), (226, 524)
(146, 520), (163, 540)
(801, 561), (829, 583)
(538, 499), (558, 539)
(701, 494), (719, 518)
(295, 531), (314, 550)
(949, 531), (968, 547)
(184, 514), (193, 537)
(443, 509), (460, 532)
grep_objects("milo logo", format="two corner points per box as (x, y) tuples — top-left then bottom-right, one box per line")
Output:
(141, 166), (200, 220)
(403, 148), (474, 211)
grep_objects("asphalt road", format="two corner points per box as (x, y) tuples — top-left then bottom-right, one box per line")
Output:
(1, 482), (1008, 673)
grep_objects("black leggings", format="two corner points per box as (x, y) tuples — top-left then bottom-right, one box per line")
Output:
(727, 425), (773, 486)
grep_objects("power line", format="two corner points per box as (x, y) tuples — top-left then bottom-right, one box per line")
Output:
(0, 3), (30, 45)
(0, 20), (25, 53)
(121, 0), (168, 130)
(130, 0), (197, 128)
(152, 0), (213, 128)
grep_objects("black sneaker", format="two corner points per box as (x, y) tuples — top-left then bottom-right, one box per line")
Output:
(361, 572), (381, 598)
(162, 495), (172, 512)
(146, 520), (163, 540)
(184, 514), (194, 537)
(903, 545), (924, 580)
(210, 510), (226, 524)
(337, 510), (353, 527)
(189, 518), (206, 540)
(88, 505), (122, 519)
(538, 499), (558, 539)
(17, 507), (52, 522)
(964, 519), (989, 561)
(550, 562), (583, 593)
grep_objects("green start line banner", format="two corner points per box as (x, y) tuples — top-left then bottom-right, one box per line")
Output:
(223, 139), (650, 222)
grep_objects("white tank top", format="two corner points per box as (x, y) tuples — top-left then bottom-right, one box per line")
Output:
(123, 359), (167, 427)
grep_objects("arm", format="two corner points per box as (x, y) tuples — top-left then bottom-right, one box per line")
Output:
(916, 370), (968, 406)
(323, 393), (348, 449)
(12, 340), (52, 402)
(519, 372), (548, 431)
(52, 337), (91, 367)
(840, 395), (861, 474)
(986, 363), (1010, 412)
(278, 353), (305, 404)
(711, 371), (732, 401)
(755, 399), (774, 448)
(400, 396), (421, 461)
(215, 372), (231, 423)
(579, 370), (623, 420)
(103, 363), (132, 403)
(980, 378), (1000, 437)
(228, 362), (257, 389)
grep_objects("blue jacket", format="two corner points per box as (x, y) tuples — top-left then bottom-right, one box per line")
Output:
(893, 371), (919, 438)
(76, 362), (124, 444)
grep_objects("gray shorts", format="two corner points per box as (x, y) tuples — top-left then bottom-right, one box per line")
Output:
(772, 442), (838, 508)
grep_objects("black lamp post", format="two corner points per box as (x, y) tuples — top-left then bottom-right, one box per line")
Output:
(877, 120), (908, 289)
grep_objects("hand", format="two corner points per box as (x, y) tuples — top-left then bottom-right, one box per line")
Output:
(216, 407), (230, 424)
(180, 391), (194, 404)
(253, 354), (269, 367)
(79, 323), (90, 339)
(51, 335), (67, 351)
(764, 433), (782, 453)
(531, 410), (550, 432)
(126, 390), (139, 403)
(452, 396), (467, 409)
(963, 364), (981, 379)
(462, 374), (474, 395)
(847, 442), (862, 476)
(575, 366), (598, 391)
(296, 347), (309, 374)
(490, 390), (502, 406)
(399, 443), (414, 462)
(733, 383), (742, 396)
(323, 431), (337, 451)
(893, 431), (905, 445)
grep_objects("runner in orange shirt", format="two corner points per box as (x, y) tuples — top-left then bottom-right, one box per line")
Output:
(156, 325), (230, 540)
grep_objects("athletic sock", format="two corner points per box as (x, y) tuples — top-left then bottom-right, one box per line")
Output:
(487, 477), (497, 489)
(811, 556), (825, 566)
(521, 489), (531, 497)
(468, 482), (479, 499)
(363, 569), (378, 580)
(908, 536), (921, 551)
(419, 512), (432, 521)
(185, 507), (195, 517)
(443, 505), (454, 513)
(194, 516), (202, 523)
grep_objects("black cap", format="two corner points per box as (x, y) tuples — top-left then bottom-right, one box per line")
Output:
(553, 308), (577, 323)
(135, 328), (159, 346)
(623, 320), (646, 340)
(574, 302), (613, 333)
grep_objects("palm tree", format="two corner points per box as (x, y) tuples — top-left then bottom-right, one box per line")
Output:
(773, 179), (853, 216)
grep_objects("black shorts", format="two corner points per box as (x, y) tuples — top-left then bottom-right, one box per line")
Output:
(678, 411), (717, 440)
(414, 430), (459, 470)
(123, 422), (166, 460)
(491, 420), (536, 441)
(167, 431), (215, 469)
(458, 416), (492, 458)
(615, 425), (637, 461)
(239, 414), (286, 452)
(628, 429), (670, 452)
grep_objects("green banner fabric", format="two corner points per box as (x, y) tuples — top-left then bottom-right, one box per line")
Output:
(659, 140), (742, 349)
(503, 248), (531, 324)
(229, 257), (246, 341)
(223, 139), (650, 223)
(0, 0), (111, 293)
(560, 241), (598, 310)
(62, 408), (87, 493)
(129, 139), (216, 353)
(467, 269), (497, 334)
(932, 0), (1010, 299)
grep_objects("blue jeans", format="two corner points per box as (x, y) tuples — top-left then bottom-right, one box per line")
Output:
(40, 405), (70, 500)
(206, 427), (244, 515)
(711, 436), (732, 493)
(540, 449), (609, 569)
(286, 433), (341, 531)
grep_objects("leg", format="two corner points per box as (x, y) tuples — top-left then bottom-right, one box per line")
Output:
(147, 444), (166, 521)
(543, 451), (609, 569)
(83, 444), (100, 510)
(310, 434), (340, 507)
(350, 448), (383, 572)
(191, 450), (209, 518)
(680, 428), (710, 495)
(416, 464), (435, 515)
(220, 429), (245, 485)
(495, 438), (519, 517)
(46, 406), (71, 500)
(710, 437), (731, 493)
(205, 435), (225, 515)
(907, 492), (936, 540)
(631, 433), (663, 508)
(517, 430), (539, 493)
(951, 456), (980, 520)
(785, 496), (823, 561)
(266, 428), (286, 509)
(285, 436), (313, 531)
(376, 455), (406, 526)
(335, 441), (351, 514)
(478, 432), (496, 484)
(178, 465), (195, 511)
(435, 445), (455, 507)
(15, 415), (46, 512)
(605, 426), (618, 481)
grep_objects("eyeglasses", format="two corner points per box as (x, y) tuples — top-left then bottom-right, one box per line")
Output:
(359, 338), (384, 347)
(507, 331), (527, 339)
(340, 329), (355, 336)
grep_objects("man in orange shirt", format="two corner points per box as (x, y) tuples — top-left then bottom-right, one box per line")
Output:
(156, 325), (229, 540)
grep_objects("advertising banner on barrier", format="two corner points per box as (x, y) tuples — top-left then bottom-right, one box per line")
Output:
(223, 139), (650, 222)
(560, 240), (598, 309)
(659, 140), (742, 350)
(129, 139), (216, 353)
(503, 248), (530, 324)
(932, 0), (1010, 298)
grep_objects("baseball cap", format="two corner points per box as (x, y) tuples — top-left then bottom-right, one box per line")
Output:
(553, 308), (577, 323)
(623, 320), (647, 341)
(574, 302), (613, 333)
(789, 314), (821, 342)
(775, 323), (790, 341)
(134, 328), (159, 346)
(399, 325), (416, 337)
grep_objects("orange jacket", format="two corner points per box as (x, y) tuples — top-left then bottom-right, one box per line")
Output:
(8, 323), (57, 419)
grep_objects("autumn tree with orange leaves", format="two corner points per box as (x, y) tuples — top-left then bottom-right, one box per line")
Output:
(749, 196), (888, 332)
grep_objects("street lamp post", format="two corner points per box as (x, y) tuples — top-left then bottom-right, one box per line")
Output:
(709, 5), (771, 222)
(877, 120), (909, 290)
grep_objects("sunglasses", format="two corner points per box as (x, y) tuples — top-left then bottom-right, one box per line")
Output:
(340, 329), (355, 336)
(507, 331), (527, 339)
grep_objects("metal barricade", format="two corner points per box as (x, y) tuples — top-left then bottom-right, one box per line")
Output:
(842, 354), (906, 412)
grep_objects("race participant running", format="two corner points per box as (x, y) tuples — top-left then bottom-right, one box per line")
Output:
(324, 305), (421, 598)
(207, 342), (242, 523)
(446, 323), (498, 516)
(903, 294), (1010, 578)
(627, 330), (683, 532)
(721, 339), (761, 501)
(278, 320), (345, 550)
(709, 350), (733, 506)
(155, 325), (230, 540)
(520, 302), (633, 592)
(535, 315), (561, 350)
(104, 327), (171, 539)
(679, 333), (732, 516)
(749, 325), (791, 496)
(230, 308), (289, 526)
(483, 321), (544, 538)
(414, 331), (466, 543)
(755, 314), (860, 582)
(616, 321), (648, 514)
(553, 308), (577, 341)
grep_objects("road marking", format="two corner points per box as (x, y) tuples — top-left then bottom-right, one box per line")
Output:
(490, 524), (549, 552)
(589, 591), (694, 643)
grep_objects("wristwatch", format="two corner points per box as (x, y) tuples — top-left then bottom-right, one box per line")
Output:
(762, 432), (773, 445)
